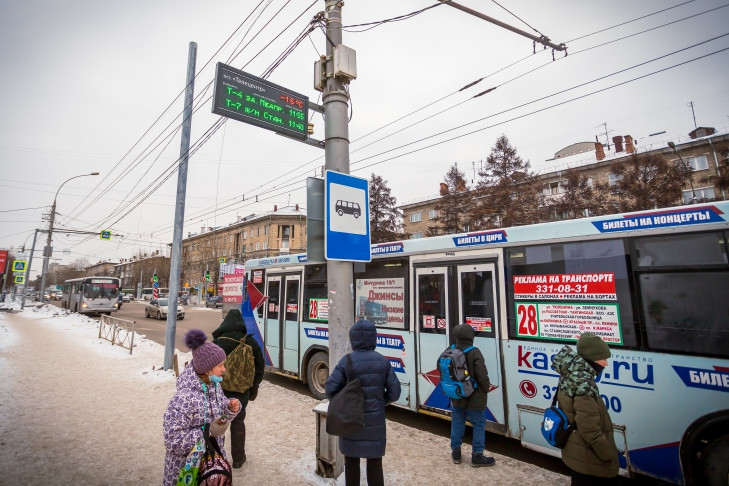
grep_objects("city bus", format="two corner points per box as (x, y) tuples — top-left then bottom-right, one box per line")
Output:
(243, 201), (729, 485)
(141, 287), (169, 300)
(61, 276), (121, 315)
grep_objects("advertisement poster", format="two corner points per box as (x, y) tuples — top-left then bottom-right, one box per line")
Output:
(466, 316), (492, 333)
(0, 250), (8, 274)
(514, 272), (617, 301)
(355, 278), (406, 328)
(221, 274), (244, 303)
(309, 298), (328, 321)
(515, 302), (622, 344)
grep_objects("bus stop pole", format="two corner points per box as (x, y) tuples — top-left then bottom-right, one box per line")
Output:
(164, 41), (197, 370)
(318, 0), (351, 479)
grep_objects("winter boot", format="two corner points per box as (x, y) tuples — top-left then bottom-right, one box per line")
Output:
(233, 453), (247, 468)
(471, 453), (495, 468)
(451, 448), (462, 464)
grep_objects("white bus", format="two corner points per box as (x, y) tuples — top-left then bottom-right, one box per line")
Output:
(141, 287), (168, 300)
(243, 201), (729, 485)
(61, 276), (121, 315)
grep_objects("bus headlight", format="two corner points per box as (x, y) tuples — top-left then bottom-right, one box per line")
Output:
(81, 303), (88, 308)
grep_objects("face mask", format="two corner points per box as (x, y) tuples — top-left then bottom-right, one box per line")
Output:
(209, 375), (223, 384)
(587, 360), (605, 375)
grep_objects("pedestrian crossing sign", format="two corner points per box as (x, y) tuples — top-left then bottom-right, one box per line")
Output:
(14, 275), (25, 284)
(100, 230), (112, 240)
(219, 257), (226, 264)
(12, 260), (26, 272)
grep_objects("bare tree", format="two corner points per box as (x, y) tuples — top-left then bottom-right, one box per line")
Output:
(428, 164), (477, 236)
(610, 152), (693, 212)
(476, 135), (546, 228)
(555, 169), (615, 219)
(369, 173), (403, 243)
(699, 141), (729, 198)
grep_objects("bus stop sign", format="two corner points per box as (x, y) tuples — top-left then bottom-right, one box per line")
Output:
(325, 171), (371, 262)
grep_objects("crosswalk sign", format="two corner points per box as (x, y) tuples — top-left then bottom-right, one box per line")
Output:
(100, 230), (112, 240)
(219, 257), (226, 264)
(12, 260), (27, 272)
(14, 275), (25, 284)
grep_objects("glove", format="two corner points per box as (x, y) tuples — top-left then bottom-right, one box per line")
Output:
(249, 385), (259, 402)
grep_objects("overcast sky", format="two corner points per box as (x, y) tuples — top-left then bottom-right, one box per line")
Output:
(2, 0), (728, 277)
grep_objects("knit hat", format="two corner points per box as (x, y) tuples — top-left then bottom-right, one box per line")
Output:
(185, 329), (226, 374)
(577, 332), (611, 361)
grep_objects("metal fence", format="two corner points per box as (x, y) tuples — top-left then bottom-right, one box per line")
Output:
(98, 314), (137, 354)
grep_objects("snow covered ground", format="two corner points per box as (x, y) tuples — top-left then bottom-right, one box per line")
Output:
(0, 303), (568, 484)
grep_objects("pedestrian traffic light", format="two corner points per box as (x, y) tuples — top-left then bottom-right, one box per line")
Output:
(153, 273), (158, 283)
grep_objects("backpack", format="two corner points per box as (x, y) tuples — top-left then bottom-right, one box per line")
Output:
(198, 423), (232, 486)
(541, 378), (576, 448)
(218, 335), (255, 394)
(437, 344), (477, 399)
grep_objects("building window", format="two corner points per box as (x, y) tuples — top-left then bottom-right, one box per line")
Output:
(243, 230), (247, 240)
(256, 242), (260, 251)
(428, 209), (438, 220)
(686, 155), (709, 171)
(608, 173), (622, 186)
(281, 240), (289, 249)
(683, 187), (715, 204)
(263, 241), (268, 250)
(410, 232), (423, 239)
(257, 227), (260, 236)
(410, 212), (422, 223)
(242, 244), (246, 253)
(586, 177), (593, 187)
(264, 225), (269, 235)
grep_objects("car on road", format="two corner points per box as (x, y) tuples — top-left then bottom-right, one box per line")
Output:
(205, 295), (223, 308)
(144, 298), (185, 320)
(121, 293), (133, 303)
(52, 290), (63, 301)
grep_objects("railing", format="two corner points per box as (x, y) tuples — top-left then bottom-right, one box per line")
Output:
(98, 314), (136, 354)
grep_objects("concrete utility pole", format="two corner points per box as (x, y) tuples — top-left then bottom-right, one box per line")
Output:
(20, 229), (41, 310)
(322, 0), (351, 479)
(164, 41), (197, 371)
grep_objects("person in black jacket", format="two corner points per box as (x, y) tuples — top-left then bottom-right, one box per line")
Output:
(325, 319), (401, 486)
(448, 323), (495, 467)
(212, 308), (265, 468)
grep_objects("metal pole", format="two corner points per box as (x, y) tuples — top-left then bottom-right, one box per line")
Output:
(21, 229), (41, 310)
(320, 0), (351, 479)
(164, 41), (197, 370)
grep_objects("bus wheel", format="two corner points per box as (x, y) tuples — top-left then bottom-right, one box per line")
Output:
(306, 352), (329, 400)
(702, 435), (729, 486)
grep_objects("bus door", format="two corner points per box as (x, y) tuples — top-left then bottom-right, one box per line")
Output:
(263, 273), (301, 373)
(415, 262), (505, 428)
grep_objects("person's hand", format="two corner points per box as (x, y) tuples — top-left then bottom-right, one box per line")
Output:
(249, 385), (259, 401)
(228, 398), (241, 413)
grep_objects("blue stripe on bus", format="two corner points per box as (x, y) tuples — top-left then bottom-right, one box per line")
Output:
(597, 380), (655, 391)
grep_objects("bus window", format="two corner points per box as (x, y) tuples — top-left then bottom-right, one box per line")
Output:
(304, 265), (327, 322)
(460, 269), (496, 338)
(635, 232), (727, 267)
(267, 280), (280, 319)
(355, 258), (408, 330)
(507, 239), (637, 347)
(418, 272), (447, 335)
(285, 279), (299, 321)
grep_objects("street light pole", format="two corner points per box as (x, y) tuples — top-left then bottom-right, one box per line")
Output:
(39, 172), (100, 299)
(668, 142), (697, 204)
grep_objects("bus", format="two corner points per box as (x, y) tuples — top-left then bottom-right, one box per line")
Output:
(141, 287), (168, 300)
(243, 201), (729, 485)
(61, 276), (121, 315)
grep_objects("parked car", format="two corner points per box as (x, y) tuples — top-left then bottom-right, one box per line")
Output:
(121, 293), (133, 303)
(205, 296), (223, 308)
(144, 298), (185, 320)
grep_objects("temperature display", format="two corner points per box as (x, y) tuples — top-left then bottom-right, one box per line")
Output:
(212, 63), (309, 140)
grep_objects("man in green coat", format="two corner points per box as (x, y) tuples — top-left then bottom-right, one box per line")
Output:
(212, 309), (265, 468)
(552, 332), (619, 485)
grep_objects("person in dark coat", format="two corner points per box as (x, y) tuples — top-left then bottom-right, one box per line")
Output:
(212, 308), (265, 468)
(552, 332), (619, 485)
(448, 323), (495, 467)
(325, 319), (401, 486)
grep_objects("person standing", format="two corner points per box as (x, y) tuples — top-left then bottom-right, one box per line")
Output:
(212, 308), (265, 468)
(163, 329), (241, 486)
(326, 320), (401, 486)
(448, 323), (495, 467)
(551, 332), (619, 485)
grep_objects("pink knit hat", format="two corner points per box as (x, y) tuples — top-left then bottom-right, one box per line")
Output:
(185, 329), (226, 374)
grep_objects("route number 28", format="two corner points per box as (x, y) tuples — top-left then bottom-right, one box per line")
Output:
(517, 304), (538, 336)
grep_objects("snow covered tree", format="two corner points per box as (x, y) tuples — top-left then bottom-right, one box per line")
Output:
(369, 173), (403, 243)
(475, 135), (546, 228)
(428, 164), (477, 236)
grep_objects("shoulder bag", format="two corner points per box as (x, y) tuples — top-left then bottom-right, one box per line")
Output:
(326, 354), (365, 436)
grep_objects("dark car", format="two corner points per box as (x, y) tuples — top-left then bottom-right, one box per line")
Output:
(205, 296), (223, 308)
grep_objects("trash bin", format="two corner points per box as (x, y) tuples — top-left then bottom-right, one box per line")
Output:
(313, 400), (343, 478)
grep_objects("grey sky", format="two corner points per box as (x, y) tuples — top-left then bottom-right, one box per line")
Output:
(1, 0), (728, 276)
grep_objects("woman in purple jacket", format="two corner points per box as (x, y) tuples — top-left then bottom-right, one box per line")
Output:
(162, 330), (240, 486)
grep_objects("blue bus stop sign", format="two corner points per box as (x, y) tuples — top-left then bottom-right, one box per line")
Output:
(325, 171), (371, 262)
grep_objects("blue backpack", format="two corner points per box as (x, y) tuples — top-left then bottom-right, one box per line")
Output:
(438, 345), (477, 399)
(541, 378), (575, 448)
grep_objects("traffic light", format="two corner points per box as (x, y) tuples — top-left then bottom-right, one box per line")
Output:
(307, 122), (314, 135)
(153, 273), (158, 283)
(204, 271), (210, 282)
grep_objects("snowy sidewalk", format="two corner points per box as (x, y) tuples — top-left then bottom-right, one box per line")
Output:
(0, 305), (567, 485)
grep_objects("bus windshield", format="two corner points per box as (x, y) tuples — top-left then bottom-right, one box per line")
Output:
(84, 282), (119, 300)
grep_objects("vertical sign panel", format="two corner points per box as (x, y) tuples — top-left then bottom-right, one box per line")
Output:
(325, 171), (371, 262)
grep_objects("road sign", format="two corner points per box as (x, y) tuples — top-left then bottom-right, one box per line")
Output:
(12, 260), (27, 272)
(100, 230), (112, 240)
(325, 171), (371, 262)
(14, 275), (25, 284)
(212, 63), (309, 140)
(219, 257), (226, 264)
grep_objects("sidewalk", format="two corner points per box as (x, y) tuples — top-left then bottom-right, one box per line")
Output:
(0, 305), (568, 485)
